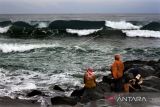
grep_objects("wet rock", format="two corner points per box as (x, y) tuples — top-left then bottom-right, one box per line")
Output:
(96, 82), (111, 93)
(102, 75), (114, 84)
(71, 88), (85, 98)
(140, 85), (160, 92)
(138, 65), (156, 77)
(51, 96), (77, 106)
(143, 76), (160, 90)
(124, 60), (147, 71)
(124, 60), (160, 77)
(53, 85), (65, 92)
(26, 90), (43, 97)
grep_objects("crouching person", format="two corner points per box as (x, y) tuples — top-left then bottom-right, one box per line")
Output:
(123, 71), (143, 92)
(81, 68), (97, 103)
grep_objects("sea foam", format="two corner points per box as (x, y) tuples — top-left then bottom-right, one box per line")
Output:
(37, 22), (48, 28)
(122, 30), (160, 38)
(66, 28), (102, 36)
(0, 43), (58, 53)
(105, 21), (141, 30)
(0, 26), (10, 33)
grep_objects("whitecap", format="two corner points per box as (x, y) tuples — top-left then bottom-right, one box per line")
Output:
(0, 26), (10, 33)
(11, 83), (37, 91)
(122, 30), (160, 38)
(0, 43), (59, 53)
(66, 28), (102, 36)
(37, 22), (48, 28)
(105, 21), (141, 30)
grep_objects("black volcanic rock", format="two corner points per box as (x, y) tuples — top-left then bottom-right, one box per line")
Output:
(53, 85), (65, 92)
(71, 88), (85, 98)
(143, 76), (160, 90)
(26, 90), (43, 97)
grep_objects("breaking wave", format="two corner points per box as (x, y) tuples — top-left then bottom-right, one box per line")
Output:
(122, 30), (160, 38)
(0, 26), (10, 33)
(105, 21), (141, 30)
(37, 22), (48, 28)
(0, 20), (159, 39)
(66, 28), (102, 36)
(0, 43), (59, 53)
(140, 22), (160, 31)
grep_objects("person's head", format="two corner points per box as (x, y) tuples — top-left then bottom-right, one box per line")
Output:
(114, 54), (121, 61)
(87, 68), (93, 72)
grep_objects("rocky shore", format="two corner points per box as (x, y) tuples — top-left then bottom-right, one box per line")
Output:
(1, 59), (160, 107)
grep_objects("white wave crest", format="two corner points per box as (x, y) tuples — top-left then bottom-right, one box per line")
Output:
(11, 83), (37, 91)
(0, 43), (58, 53)
(105, 21), (141, 30)
(0, 26), (10, 33)
(38, 22), (48, 28)
(122, 30), (160, 38)
(66, 28), (102, 36)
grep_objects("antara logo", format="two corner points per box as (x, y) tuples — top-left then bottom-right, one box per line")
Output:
(116, 95), (147, 102)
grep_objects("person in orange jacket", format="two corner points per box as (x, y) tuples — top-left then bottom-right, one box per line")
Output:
(111, 54), (124, 92)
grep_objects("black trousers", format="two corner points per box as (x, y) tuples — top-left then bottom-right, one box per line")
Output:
(114, 78), (123, 92)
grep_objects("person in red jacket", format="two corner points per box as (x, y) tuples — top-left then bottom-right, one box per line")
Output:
(111, 54), (124, 92)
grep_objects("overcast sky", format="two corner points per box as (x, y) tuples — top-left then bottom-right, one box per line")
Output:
(0, 0), (159, 14)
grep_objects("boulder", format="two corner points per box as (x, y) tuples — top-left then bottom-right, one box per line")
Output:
(138, 65), (156, 77)
(95, 82), (111, 98)
(26, 90), (43, 97)
(53, 85), (65, 92)
(102, 75), (114, 84)
(71, 88), (85, 98)
(143, 76), (160, 90)
(124, 60), (147, 71)
(124, 60), (159, 77)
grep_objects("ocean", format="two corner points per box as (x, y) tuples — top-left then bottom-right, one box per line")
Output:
(0, 14), (160, 100)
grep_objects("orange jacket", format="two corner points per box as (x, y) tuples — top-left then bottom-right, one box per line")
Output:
(111, 60), (124, 79)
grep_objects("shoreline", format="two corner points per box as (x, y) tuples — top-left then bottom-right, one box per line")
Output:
(0, 59), (160, 107)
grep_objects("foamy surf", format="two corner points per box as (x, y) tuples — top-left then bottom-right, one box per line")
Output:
(122, 30), (160, 38)
(105, 21), (141, 30)
(0, 43), (59, 53)
(37, 22), (48, 28)
(0, 26), (10, 33)
(66, 28), (102, 36)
